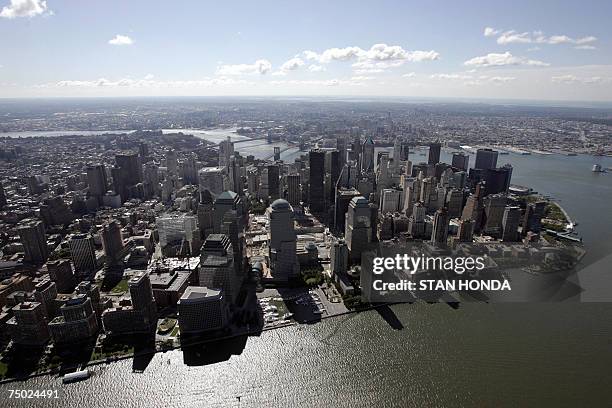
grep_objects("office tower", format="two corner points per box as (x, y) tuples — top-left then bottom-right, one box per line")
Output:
(198, 167), (227, 198)
(286, 174), (301, 206)
(178, 286), (230, 334)
(400, 140), (410, 161)
(420, 177), (436, 210)
(273, 146), (281, 161)
(198, 234), (239, 302)
(408, 202), (426, 238)
(48, 294), (99, 346)
(86, 164), (108, 204)
(26, 175), (45, 195)
(165, 149), (179, 175)
(308, 150), (325, 213)
(68, 234), (97, 275)
(456, 219), (475, 242)
(431, 207), (450, 246)
(484, 165), (513, 195)
(461, 182), (486, 232)
(428, 141), (441, 165)
(157, 214), (199, 254)
(475, 148), (499, 170)
(402, 177), (418, 216)
(329, 150), (341, 203)
(247, 168), (259, 195)
(268, 199), (300, 281)
(334, 188), (362, 232)
(450, 171), (467, 190)
(129, 272), (157, 329)
(330, 239), (349, 276)
(213, 190), (242, 232)
(361, 136), (375, 174)
(101, 221), (124, 265)
(34, 278), (57, 319)
(197, 190), (215, 240)
(219, 137), (234, 167)
(337, 161), (358, 189)
(6, 302), (50, 346)
(138, 142), (149, 159)
(39, 196), (73, 227)
(345, 196), (372, 263)
(445, 188), (464, 218)
(337, 135), (348, 167)
(229, 157), (243, 195)
(47, 259), (76, 293)
(18, 218), (48, 264)
(115, 152), (143, 184)
(523, 201), (546, 235)
(502, 206), (522, 242)
(180, 155), (198, 185)
(451, 153), (470, 171)
(143, 163), (161, 198)
(483, 194), (508, 237)
(266, 164), (280, 201)
(221, 210), (245, 283)
(380, 188), (402, 214)
(411, 162), (430, 178)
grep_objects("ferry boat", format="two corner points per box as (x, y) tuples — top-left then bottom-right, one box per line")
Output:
(62, 369), (90, 384)
(592, 164), (604, 172)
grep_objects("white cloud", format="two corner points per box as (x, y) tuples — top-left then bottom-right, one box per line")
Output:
(402, 72), (416, 78)
(303, 46), (364, 63)
(484, 27), (500, 37)
(307, 64), (326, 72)
(464, 52), (549, 68)
(0, 0), (48, 18)
(269, 79), (343, 87)
(429, 73), (516, 86)
(46, 76), (254, 89)
(574, 45), (596, 50)
(108, 35), (134, 46)
(143, 73), (154, 80)
(350, 76), (375, 81)
(279, 57), (305, 72)
(216, 59), (272, 76)
(486, 28), (597, 47)
(551, 75), (609, 84)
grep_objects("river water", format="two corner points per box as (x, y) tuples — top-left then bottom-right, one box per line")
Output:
(2, 129), (612, 407)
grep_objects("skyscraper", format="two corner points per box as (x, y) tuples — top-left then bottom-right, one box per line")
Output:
(18, 218), (48, 264)
(86, 164), (108, 204)
(308, 150), (325, 213)
(128, 271), (157, 330)
(268, 199), (299, 281)
(428, 141), (441, 165)
(198, 234), (239, 302)
(101, 221), (124, 266)
(461, 182), (486, 232)
(475, 148), (499, 170)
(68, 234), (97, 275)
(502, 206), (521, 242)
(286, 174), (301, 206)
(219, 137), (234, 167)
(345, 196), (372, 263)
(361, 137), (375, 174)
(330, 239), (349, 276)
(451, 153), (470, 171)
(266, 164), (280, 201)
(456, 219), (475, 243)
(431, 207), (450, 246)
(47, 259), (76, 293)
(483, 193), (508, 237)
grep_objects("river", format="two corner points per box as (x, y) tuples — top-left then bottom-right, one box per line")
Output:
(1, 130), (612, 407)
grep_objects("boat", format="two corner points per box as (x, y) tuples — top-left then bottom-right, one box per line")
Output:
(62, 369), (90, 384)
(592, 164), (604, 172)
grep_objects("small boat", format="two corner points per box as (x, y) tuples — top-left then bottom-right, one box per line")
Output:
(62, 369), (90, 384)
(592, 164), (604, 173)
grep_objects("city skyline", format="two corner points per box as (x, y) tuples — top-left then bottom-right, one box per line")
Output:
(1, 0), (612, 100)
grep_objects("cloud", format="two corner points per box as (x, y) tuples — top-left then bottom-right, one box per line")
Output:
(574, 45), (596, 50)
(485, 27), (597, 47)
(402, 72), (416, 78)
(269, 79), (343, 87)
(216, 59), (272, 76)
(464, 52), (549, 68)
(108, 35), (134, 46)
(44, 76), (254, 89)
(307, 64), (326, 72)
(429, 73), (515, 86)
(302, 44), (439, 72)
(279, 57), (305, 73)
(0, 0), (48, 18)
(551, 75), (609, 84)
(350, 76), (375, 81)
(484, 27), (500, 37)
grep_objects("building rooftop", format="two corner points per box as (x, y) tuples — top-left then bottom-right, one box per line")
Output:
(271, 198), (291, 211)
(180, 286), (222, 302)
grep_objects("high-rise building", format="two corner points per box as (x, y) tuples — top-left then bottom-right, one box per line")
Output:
(428, 141), (441, 165)
(115, 152), (143, 184)
(198, 167), (227, 198)
(48, 294), (99, 346)
(47, 259), (76, 293)
(329, 150), (341, 203)
(502, 206), (521, 242)
(165, 150), (179, 176)
(523, 201), (546, 235)
(197, 190), (215, 240)
(18, 218), (48, 264)
(461, 182), (486, 232)
(334, 188), (362, 232)
(484, 165), (513, 195)
(213, 191), (243, 233)
(219, 137), (234, 167)
(268, 199), (300, 281)
(157, 214), (200, 254)
(431, 207), (450, 246)
(6, 302), (50, 346)
(68, 234), (97, 275)
(286, 174), (301, 206)
(177, 286), (230, 334)
(273, 146), (281, 161)
(445, 189), (464, 218)
(198, 234), (239, 302)
(128, 271), (157, 330)
(330, 239), (349, 276)
(475, 148), (498, 170)
(0, 182), (6, 209)
(483, 194), (507, 237)
(361, 137), (375, 174)
(101, 221), (124, 265)
(266, 165), (280, 201)
(33, 278), (57, 319)
(380, 188), (402, 214)
(86, 164), (108, 204)
(451, 153), (470, 171)
(308, 150), (325, 213)
(143, 163), (161, 198)
(345, 196), (372, 263)
(337, 135), (348, 167)
(456, 219), (475, 243)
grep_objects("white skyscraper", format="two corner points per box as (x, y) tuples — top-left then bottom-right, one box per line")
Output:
(268, 199), (299, 281)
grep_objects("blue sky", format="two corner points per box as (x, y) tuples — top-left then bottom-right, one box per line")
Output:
(1, 0), (612, 100)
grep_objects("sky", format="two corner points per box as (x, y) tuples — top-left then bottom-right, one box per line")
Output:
(1, 0), (612, 101)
